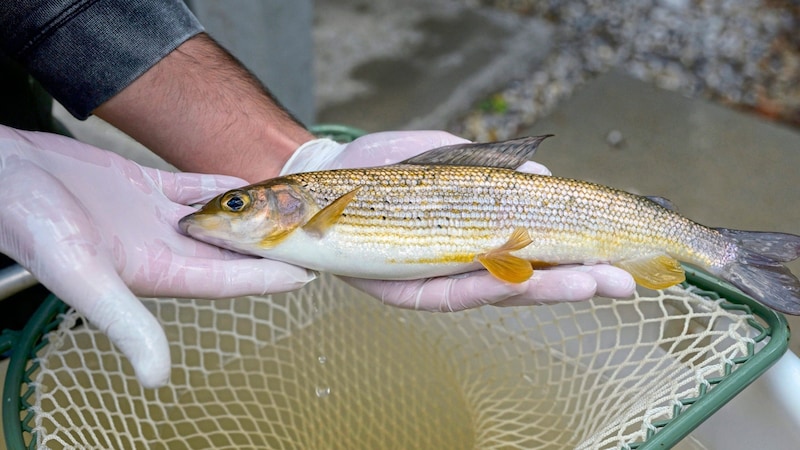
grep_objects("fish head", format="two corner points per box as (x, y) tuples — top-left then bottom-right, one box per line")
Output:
(179, 181), (317, 255)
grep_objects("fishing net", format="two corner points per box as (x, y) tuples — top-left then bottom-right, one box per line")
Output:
(13, 272), (781, 449)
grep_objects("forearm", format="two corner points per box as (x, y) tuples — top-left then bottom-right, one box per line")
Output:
(95, 33), (314, 182)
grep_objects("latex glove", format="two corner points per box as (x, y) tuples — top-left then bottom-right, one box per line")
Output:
(281, 131), (636, 312)
(282, 131), (552, 175)
(0, 125), (314, 388)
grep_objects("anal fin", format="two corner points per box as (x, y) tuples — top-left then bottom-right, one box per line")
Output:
(302, 187), (360, 238)
(477, 227), (534, 283)
(614, 254), (685, 290)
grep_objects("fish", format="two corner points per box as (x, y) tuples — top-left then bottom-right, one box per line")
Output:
(179, 136), (800, 315)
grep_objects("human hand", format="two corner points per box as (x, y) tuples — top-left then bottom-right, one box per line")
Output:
(281, 131), (636, 312)
(282, 130), (552, 175)
(0, 126), (314, 387)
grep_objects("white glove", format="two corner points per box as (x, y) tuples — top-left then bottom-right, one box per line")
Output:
(283, 131), (552, 176)
(281, 131), (636, 312)
(0, 125), (314, 387)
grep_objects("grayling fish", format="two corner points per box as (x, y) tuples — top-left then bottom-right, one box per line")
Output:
(180, 136), (800, 314)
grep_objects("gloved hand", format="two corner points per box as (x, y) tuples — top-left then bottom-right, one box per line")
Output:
(282, 131), (636, 312)
(281, 130), (552, 176)
(0, 125), (314, 388)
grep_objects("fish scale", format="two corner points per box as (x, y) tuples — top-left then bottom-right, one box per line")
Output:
(283, 165), (720, 267)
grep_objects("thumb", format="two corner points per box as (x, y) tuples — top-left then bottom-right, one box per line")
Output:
(63, 270), (171, 388)
(0, 164), (171, 387)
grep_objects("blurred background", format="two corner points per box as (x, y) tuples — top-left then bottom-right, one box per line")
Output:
(313, 0), (800, 137)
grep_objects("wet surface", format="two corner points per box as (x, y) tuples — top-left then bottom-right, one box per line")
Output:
(317, 9), (512, 130)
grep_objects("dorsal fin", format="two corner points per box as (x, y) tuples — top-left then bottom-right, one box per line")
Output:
(399, 135), (553, 169)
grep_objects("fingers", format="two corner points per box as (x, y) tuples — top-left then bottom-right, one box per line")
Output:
(77, 278), (172, 388)
(341, 274), (526, 312)
(282, 131), (472, 174)
(569, 264), (637, 298)
(149, 169), (249, 205)
(339, 131), (471, 168)
(516, 161), (552, 176)
(347, 131), (553, 175)
(493, 265), (636, 306)
(491, 271), (597, 307)
(0, 165), (171, 387)
(349, 130), (470, 154)
(343, 264), (636, 311)
(126, 251), (315, 299)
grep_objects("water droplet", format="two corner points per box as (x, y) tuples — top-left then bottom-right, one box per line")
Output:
(318, 355), (327, 364)
(315, 386), (331, 398)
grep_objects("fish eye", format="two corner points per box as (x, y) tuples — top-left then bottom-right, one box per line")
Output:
(220, 191), (251, 212)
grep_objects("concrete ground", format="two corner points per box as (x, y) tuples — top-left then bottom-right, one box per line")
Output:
(313, 0), (553, 131)
(2, 1), (799, 448)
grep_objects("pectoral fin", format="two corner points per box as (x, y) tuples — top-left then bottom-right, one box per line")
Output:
(302, 187), (360, 238)
(477, 227), (534, 283)
(614, 254), (685, 290)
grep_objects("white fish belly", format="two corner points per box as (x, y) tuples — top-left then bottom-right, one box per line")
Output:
(261, 229), (485, 280)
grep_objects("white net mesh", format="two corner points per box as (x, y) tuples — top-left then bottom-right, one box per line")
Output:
(26, 274), (765, 449)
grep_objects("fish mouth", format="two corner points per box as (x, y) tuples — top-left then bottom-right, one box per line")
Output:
(178, 213), (220, 237)
(178, 211), (236, 247)
(178, 213), (247, 254)
(178, 214), (195, 235)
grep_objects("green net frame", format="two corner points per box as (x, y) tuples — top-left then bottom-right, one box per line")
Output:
(626, 266), (788, 448)
(1, 296), (69, 450)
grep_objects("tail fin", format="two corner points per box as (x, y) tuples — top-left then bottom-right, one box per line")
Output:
(716, 228), (800, 315)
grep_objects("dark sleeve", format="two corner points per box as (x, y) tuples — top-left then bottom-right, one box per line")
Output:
(0, 1), (204, 119)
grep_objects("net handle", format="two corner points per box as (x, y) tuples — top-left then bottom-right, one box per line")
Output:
(0, 265), (38, 303)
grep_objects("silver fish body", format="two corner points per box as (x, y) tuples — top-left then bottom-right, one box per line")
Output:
(270, 167), (730, 277)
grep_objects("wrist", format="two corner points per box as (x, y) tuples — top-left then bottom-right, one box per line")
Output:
(280, 138), (346, 175)
(94, 33), (314, 182)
